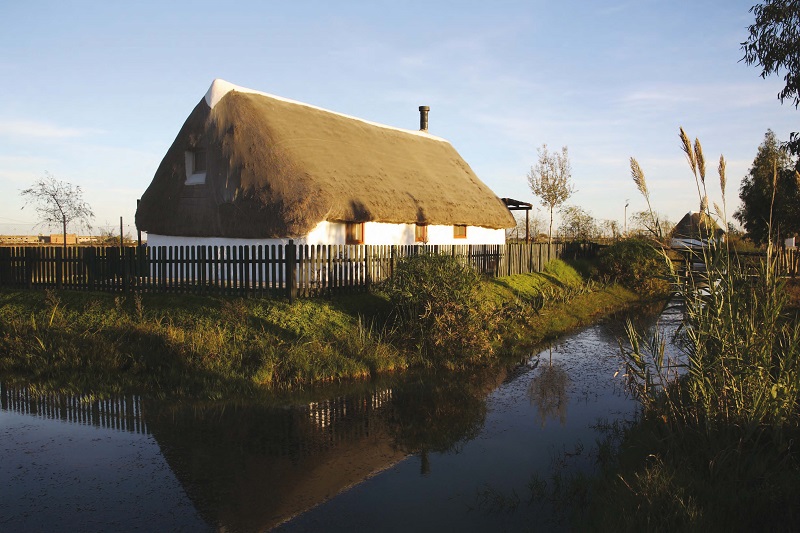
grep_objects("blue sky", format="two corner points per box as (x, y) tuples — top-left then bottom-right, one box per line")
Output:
(0, 0), (796, 236)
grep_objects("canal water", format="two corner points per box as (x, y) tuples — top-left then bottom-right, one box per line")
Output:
(0, 304), (681, 532)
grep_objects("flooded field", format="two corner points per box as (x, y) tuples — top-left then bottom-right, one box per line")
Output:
(0, 304), (681, 532)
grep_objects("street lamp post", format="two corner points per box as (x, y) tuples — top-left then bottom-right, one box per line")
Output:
(624, 200), (629, 237)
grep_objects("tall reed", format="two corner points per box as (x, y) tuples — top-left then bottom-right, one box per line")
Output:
(624, 127), (800, 433)
(592, 129), (800, 529)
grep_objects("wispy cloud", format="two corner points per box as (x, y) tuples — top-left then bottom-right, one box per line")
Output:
(619, 82), (781, 109)
(0, 120), (101, 139)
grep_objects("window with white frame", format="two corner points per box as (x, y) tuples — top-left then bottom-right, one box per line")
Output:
(185, 149), (207, 185)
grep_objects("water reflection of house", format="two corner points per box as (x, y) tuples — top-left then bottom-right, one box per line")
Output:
(2, 367), (504, 531)
(145, 388), (406, 532)
(0, 383), (404, 531)
(146, 367), (501, 532)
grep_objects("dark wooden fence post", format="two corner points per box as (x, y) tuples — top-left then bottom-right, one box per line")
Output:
(86, 247), (96, 291)
(122, 247), (131, 293)
(0, 247), (8, 287)
(55, 247), (63, 290)
(286, 240), (296, 303)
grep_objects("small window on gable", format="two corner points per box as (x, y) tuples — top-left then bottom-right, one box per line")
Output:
(193, 149), (206, 173)
(185, 149), (207, 185)
(454, 225), (467, 239)
(415, 224), (428, 243)
(346, 222), (364, 244)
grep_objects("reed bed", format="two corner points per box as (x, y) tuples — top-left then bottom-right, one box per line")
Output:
(591, 128), (800, 530)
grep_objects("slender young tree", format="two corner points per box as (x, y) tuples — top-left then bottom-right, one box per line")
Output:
(21, 173), (94, 251)
(527, 145), (575, 245)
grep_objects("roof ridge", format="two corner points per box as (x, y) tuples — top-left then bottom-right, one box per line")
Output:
(204, 78), (448, 143)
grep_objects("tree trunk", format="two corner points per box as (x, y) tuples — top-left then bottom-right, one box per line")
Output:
(548, 205), (554, 247)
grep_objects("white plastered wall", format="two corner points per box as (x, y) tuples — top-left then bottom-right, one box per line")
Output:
(146, 221), (506, 248)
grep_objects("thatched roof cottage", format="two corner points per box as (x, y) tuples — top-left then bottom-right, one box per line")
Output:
(136, 79), (515, 248)
(670, 211), (725, 249)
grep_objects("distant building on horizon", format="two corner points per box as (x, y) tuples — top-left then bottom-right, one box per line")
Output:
(670, 211), (725, 250)
(0, 234), (104, 246)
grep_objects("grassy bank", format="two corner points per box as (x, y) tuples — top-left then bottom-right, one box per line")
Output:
(0, 260), (640, 398)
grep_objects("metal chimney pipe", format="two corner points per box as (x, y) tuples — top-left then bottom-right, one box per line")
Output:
(419, 106), (429, 132)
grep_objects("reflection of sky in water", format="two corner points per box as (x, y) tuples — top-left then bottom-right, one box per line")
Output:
(0, 304), (683, 532)
(0, 409), (208, 532)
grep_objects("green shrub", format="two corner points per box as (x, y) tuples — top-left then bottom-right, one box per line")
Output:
(595, 238), (669, 297)
(379, 253), (497, 365)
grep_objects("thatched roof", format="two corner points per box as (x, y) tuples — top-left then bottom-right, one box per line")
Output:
(671, 212), (725, 240)
(136, 79), (515, 238)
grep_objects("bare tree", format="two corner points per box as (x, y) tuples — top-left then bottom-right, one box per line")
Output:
(558, 205), (597, 241)
(600, 219), (621, 240)
(527, 145), (575, 245)
(629, 210), (673, 242)
(21, 173), (94, 250)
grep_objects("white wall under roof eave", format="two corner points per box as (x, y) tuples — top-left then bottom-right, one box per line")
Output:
(146, 221), (506, 248)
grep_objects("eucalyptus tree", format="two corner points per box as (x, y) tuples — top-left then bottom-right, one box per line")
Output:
(734, 130), (799, 244)
(742, 0), (800, 155)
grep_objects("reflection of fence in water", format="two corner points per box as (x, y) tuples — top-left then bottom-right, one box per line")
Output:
(0, 383), (393, 450)
(0, 383), (148, 435)
(306, 388), (392, 431)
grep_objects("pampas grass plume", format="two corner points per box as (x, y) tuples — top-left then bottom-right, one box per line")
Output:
(630, 157), (649, 199)
(680, 127), (697, 176)
(694, 139), (706, 184)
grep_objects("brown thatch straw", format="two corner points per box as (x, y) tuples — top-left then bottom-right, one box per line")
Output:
(672, 211), (724, 240)
(137, 88), (515, 238)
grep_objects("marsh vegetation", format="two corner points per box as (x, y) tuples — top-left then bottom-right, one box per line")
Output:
(585, 129), (800, 530)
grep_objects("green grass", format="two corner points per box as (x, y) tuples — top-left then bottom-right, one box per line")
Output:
(0, 259), (642, 398)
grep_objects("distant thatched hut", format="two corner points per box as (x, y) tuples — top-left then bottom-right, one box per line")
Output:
(136, 79), (515, 247)
(670, 212), (725, 250)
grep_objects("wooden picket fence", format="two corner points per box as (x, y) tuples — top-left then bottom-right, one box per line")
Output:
(0, 241), (598, 300)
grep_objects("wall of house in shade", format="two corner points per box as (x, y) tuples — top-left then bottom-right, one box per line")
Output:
(145, 220), (506, 248)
